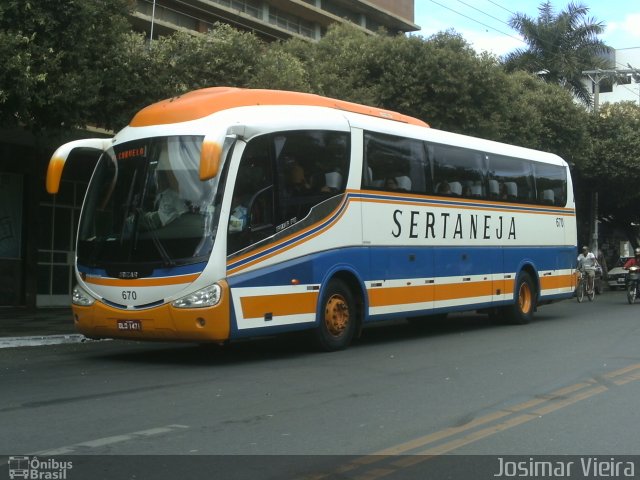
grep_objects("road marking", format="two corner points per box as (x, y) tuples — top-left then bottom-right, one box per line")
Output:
(303, 363), (640, 480)
(31, 424), (189, 455)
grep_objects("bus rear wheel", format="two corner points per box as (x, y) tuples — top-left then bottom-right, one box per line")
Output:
(313, 279), (356, 351)
(505, 271), (536, 325)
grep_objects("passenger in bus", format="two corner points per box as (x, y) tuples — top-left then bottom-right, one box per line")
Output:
(436, 182), (451, 194)
(286, 159), (312, 195)
(499, 183), (509, 200)
(384, 177), (399, 190)
(137, 169), (187, 230)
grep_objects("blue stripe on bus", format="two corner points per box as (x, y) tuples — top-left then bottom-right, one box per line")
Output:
(228, 245), (575, 289)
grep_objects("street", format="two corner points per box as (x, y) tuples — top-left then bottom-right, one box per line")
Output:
(2, 290), (640, 479)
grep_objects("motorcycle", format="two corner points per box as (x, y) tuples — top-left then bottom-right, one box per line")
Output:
(627, 265), (640, 304)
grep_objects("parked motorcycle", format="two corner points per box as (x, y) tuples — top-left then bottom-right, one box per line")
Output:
(627, 265), (640, 304)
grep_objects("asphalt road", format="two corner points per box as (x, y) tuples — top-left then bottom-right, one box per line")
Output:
(2, 290), (640, 479)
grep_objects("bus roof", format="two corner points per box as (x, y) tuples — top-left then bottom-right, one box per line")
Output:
(129, 87), (429, 129)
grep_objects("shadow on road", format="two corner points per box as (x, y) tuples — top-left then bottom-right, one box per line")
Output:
(86, 308), (567, 366)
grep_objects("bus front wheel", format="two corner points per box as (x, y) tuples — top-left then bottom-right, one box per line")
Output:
(505, 271), (536, 325)
(313, 279), (357, 351)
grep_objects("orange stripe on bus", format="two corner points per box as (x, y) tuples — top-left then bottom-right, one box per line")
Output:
(85, 273), (200, 287)
(240, 291), (318, 318)
(540, 274), (575, 290)
(369, 281), (496, 307)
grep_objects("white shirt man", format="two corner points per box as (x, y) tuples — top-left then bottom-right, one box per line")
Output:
(577, 246), (599, 288)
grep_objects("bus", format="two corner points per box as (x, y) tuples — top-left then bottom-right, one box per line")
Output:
(46, 87), (577, 351)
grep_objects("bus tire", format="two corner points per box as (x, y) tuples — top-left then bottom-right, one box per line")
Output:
(313, 279), (357, 351)
(505, 271), (536, 325)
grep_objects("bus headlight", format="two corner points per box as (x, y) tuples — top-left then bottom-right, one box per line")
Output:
(72, 285), (95, 306)
(172, 284), (221, 308)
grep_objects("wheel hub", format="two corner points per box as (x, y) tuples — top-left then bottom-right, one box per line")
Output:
(325, 294), (349, 337)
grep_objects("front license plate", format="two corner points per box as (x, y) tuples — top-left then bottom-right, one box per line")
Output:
(618, 278), (625, 283)
(117, 319), (142, 331)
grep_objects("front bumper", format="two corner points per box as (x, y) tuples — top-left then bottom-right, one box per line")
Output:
(72, 281), (231, 343)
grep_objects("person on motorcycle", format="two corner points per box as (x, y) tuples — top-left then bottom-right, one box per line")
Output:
(577, 246), (598, 293)
(623, 248), (640, 269)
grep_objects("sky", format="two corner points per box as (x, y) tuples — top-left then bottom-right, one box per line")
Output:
(412, 0), (640, 57)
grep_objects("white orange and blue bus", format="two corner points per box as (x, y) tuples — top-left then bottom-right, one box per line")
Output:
(46, 87), (577, 351)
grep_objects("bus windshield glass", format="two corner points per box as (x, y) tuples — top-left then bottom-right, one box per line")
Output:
(77, 135), (225, 268)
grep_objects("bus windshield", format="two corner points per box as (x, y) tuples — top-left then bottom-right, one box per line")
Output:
(77, 135), (225, 268)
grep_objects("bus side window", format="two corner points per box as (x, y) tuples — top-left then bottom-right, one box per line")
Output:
(431, 143), (484, 198)
(227, 137), (275, 255)
(486, 154), (535, 204)
(363, 132), (426, 193)
(533, 162), (567, 207)
(275, 131), (350, 229)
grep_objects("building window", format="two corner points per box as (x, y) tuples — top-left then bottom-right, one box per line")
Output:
(268, 6), (315, 38)
(213, 0), (262, 19)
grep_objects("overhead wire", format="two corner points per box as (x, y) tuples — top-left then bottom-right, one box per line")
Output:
(454, 0), (513, 30)
(425, 0), (525, 45)
(485, 0), (515, 16)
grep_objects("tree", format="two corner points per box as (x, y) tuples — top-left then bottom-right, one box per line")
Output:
(504, 1), (610, 106)
(578, 102), (640, 225)
(498, 71), (591, 164)
(0, 0), (132, 132)
(94, 24), (311, 131)
(247, 41), (310, 92)
(295, 24), (380, 106)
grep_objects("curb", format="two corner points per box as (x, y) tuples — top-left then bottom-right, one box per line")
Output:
(0, 334), (88, 349)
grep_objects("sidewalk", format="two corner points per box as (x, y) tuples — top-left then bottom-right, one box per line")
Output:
(0, 307), (83, 348)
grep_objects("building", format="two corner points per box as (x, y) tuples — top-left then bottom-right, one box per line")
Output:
(131, 0), (418, 41)
(0, 0), (417, 309)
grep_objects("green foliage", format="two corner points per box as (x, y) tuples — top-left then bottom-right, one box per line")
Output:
(579, 103), (640, 222)
(0, 0), (132, 131)
(247, 42), (310, 91)
(300, 24), (380, 105)
(93, 24), (310, 130)
(499, 71), (591, 164)
(148, 24), (262, 94)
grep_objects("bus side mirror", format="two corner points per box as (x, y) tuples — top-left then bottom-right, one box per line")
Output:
(199, 138), (222, 181)
(200, 130), (242, 181)
(46, 138), (111, 194)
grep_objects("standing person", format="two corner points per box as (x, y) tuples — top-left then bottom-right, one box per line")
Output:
(577, 246), (599, 294)
(597, 249), (608, 281)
